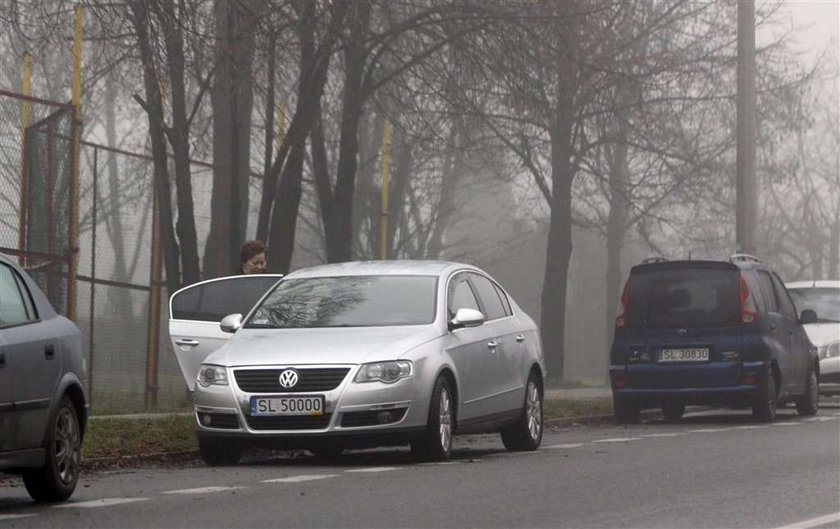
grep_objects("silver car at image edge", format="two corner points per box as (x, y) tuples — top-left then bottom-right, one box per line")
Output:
(168, 260), (546, 464)
(786, 280), (840, 395)
(0, 254), (87, 502)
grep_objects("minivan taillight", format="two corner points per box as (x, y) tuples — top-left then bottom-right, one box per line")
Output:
(738, 274), (758, 324)
(615, 280), (630, 328)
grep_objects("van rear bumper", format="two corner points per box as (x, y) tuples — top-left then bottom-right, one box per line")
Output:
(612, 385), (759, 408)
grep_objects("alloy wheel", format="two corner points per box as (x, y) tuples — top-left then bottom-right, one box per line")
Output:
(526, 380), (542, 440)
(54, 407), (80, 485)
(438, 387), (452, 453)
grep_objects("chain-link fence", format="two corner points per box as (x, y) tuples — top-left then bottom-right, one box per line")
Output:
(1, 89), (245, 415)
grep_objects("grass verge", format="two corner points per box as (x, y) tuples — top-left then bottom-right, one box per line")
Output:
(83, 397), (614, 460)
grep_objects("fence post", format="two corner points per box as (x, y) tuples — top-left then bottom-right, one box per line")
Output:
(67, 3), (83, 321)
(17, 52), (32, 267)
(144, 194), (163, 408)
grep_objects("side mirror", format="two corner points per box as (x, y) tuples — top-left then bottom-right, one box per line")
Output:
(449, 308), (485, 331)
(220, 313), (244, 333)
(799, 309), (817, 325)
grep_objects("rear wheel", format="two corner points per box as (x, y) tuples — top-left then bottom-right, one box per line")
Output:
(411, 377), (454, 462)
(795, 366), (819, 416)
(22, 397), (81, 502)
(661, 402), (685, 423)
(614, 396), (640, 424)
(752, 367), (778, 422)
(501, 371), (543, 451)
(198, 435), (242, 466)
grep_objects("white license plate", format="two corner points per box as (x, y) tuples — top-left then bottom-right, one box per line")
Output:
(659, 348), (709, 362)
(250, 396), (324, 416)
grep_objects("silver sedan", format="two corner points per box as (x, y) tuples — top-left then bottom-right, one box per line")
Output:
(168, 260), (546, 464)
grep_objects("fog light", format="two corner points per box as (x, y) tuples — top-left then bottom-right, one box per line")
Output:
(377, 411), (393, 424)
(202, 413), (212, 426)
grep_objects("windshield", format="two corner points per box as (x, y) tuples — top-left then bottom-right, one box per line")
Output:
(627, 267), (739, 328)
(245, 275), (438, 328)
(787, 288), (840, 323)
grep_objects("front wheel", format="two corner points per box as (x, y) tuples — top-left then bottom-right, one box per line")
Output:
(795, 367), (819, 416)
(501, 371), (543, 451)
(22, 397), (81, 502)
(411, 377), (454, 462)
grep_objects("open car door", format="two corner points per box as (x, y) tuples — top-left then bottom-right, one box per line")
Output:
(168, 274), (282, 390)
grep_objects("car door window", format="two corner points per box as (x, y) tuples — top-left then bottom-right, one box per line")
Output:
(0, 264), (35, 327)
(493, 283), (513, 316)
(770, 274), (797, 320)
(756, 271), (778, 313)
(448, 274), (480, 320)
(468, 273), (507, 321)
(171, 276), (280, 322)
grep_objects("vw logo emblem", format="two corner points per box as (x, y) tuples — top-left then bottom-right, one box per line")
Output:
(677, 328), (688, 335)
(278, 369), (299, 389)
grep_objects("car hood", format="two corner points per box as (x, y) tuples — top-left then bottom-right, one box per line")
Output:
(803, 323), (840, 347)
(206, 325), (442, 366)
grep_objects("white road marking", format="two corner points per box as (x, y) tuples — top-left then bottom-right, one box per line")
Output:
(773, 511), (840, 529)
(0, 514), (35, 521)
(591, 437), (640, 443)
(418, 461), (462, 466)
(771, 422), (801, 427)
(261, 474), (338, 483)
(344, 467), (401, 473)
(803, 417), (822, 422)
(641, 433), (683, 438)
(544, 443), (586, 449)
(163, 486), (246, 495)
(816, 416), (839, 421)
(54, 498), (149, 509)
(732, 425), (767, 430)
(687, 428), (730, 433)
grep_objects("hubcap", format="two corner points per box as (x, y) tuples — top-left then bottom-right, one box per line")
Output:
(54, 407), (80, 485)
(438, 387), (452, 453)
(526, 381), (542, 440)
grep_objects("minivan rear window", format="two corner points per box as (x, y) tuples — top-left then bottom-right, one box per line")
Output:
(627, 267), (740, 328)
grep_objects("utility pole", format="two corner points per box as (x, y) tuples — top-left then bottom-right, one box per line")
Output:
(736, 0), (757, 256)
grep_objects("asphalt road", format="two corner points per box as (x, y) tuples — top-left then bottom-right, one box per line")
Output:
(1, 405), (839, 529)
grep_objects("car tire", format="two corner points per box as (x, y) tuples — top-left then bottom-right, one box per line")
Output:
(22, 397), (81, 502)
(661, 402), (685, 423)
(411, 376), (454, 462)
(613, 397), (640, 424)
(752, 367), (778, 422)
(501, 371), (543, 451)
(198, 435), (242, 466)
(795, 366), (819, 416)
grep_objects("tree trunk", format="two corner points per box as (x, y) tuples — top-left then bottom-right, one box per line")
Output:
(605, 141), (630, 338)
(326, 1), (371, 263)
(830, 215), (840, 279)
(387, 131), (411, 259)
(205, 0), (258, 278)
(129, 0), (181, 293)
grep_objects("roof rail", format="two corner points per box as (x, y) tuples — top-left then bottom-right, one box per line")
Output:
(729, 253), (762, 264)
(640, 257), (669, 265)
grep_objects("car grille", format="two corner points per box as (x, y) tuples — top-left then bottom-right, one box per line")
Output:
(234, 368), (350, 393)
(341, 408), (407, 428)
(245, 414), (333, 431)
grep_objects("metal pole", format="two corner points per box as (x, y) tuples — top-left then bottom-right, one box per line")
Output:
(18, 52), (32, 266)
(67, 3), (83, 321)
(88, 146), (97, 408)
(736, 0), (757, 256)
(379, 117), (392, 260)
(144, 175), (163, 408)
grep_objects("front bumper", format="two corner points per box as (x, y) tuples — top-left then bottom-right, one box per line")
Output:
(191, 364), (431, 445)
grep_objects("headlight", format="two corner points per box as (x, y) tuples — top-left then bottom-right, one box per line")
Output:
(818, 341), (840, 360)
(197, 364), (229, 387)
(354, 361), (412, 384)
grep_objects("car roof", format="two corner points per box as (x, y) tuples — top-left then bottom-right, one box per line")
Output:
(785, 280), (840, 289)
(284, 260), (479, 279)
(630, 259), (741, 274)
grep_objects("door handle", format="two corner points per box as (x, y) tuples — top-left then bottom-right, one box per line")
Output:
(45, 343), (55, 360)
(516, 334), (526, 343)
(487, 340), (498, 350)
(175, 339), (201, 347)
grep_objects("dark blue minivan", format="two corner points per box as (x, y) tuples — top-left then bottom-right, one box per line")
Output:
(609, 255), (820, 423)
